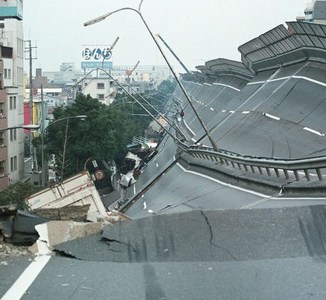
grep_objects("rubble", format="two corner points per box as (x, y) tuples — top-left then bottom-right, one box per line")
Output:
(0, 172), (131, 258)
(31, 221), (105, 255)
(0, 242), (30, 259)
(33, 205), (91, 222)
(31, 211), (130, 255)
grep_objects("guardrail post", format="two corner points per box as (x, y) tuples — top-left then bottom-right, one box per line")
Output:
(316, 168), (323, 181)
(258, 166), (263, 175)
(304, 170), (311, 181)
(266, 168), (271, 176)
(237, 163), (241, 170)
(274, 168), (280, 178)
(283, 169), (289, 179)
(244, 165), (248, 172)
(294, 170), (300, 181)
(250, 166), (255, 173)
(213, 156), (219, 163)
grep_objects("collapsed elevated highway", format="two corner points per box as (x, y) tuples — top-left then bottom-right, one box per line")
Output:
(121, 21), (326, 219)
(5, 21), (326, 300)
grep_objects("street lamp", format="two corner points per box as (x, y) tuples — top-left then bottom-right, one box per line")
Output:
(41, 115), (87, 187)
(0, 124), (40, 132)
(84, 0), (218, 151)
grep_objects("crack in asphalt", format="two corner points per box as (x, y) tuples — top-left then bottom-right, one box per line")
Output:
(101, 237), (139, 255)
(200, 211), (239, 261)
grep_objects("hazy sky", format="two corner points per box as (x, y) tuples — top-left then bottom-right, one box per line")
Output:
(23, 0), (309, 73)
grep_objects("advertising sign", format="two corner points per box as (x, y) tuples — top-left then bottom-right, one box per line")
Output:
(81, 46), (113, 69)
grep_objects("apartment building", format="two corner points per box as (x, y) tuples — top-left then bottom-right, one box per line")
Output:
(0, 0), (25, 190)
(297, 0), (326, 24)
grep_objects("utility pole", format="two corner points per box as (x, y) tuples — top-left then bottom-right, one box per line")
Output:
(24, 40), (37, 168)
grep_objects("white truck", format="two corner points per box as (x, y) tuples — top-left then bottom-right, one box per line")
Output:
(25, 172), (107, 222)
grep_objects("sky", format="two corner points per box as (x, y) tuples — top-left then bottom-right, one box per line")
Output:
(23, 0), (310, 73)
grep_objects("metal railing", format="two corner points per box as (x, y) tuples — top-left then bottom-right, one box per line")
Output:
(185, 146), (326, 182)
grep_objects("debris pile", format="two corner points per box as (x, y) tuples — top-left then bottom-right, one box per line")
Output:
(0, 171), (130, 258)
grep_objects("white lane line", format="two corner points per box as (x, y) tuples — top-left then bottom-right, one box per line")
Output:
(303, 127), (325, 137)
(210, 107), (214, 111)
(229, 110), (235, 114)
(264, 113), (280, 121)
(293, 75), (326, 88)
(176, 163), (326, 207)
(204, 83), (212, 86)
(156, 163), (159, 168)
(143, 201), (147, 210)
(176, 163), (270, 198)
(213, 82), (240, 91)
(248, 75), (326, 88)
(242, 111), (250, 114)
(134, 184), (137, 195)
(2, 255), (51, 300)
(183, 120), (196, 136)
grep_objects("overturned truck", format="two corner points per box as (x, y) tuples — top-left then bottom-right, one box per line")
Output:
(25, 172), (107, 222)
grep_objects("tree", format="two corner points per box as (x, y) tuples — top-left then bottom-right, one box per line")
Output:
(45, 94), (140, 179)
(0, 182), (41, 209)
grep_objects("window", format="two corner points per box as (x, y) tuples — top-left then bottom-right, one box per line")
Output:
(0, 132), (4, 146)
(10, 156), (17, 172)
(0, 160), (4, 176)
(9, 96), (16, 110)
(4, 68), (11, 79)
(0, 103), (4, 117)
(14, 156), (17, 171)
(97, 94), (105, 100)
(10, 128), (16, 141)
(97, 83), (105, 89)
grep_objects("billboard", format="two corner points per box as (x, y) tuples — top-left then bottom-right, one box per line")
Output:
(0, 0), (23, 20)
(81, 46), (113, 69)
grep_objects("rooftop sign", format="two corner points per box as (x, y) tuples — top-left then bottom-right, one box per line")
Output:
(81, 46), (113, 69)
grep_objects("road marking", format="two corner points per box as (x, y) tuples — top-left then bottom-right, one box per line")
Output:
(143, 201), (147, 210)
(176, 163), (326, 206)
(183, 120), (196, 136)
(2, 255), (51, 300)
(176, 163), (270, 198)
(264, 113), (280, 121)
(303, 127), (325, 137)
(213, 82), (240, 91)
(248, 75), (326, 88)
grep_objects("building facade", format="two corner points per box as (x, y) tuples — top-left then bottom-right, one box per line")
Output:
(297, 0), (326, 24)
(0, 0), (25, 190)
(75, 75), (115, 106)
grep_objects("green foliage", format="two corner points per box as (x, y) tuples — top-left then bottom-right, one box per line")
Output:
(41, 81), (175, 179)
(157, 78), (176, 95)
(0, 182), (41, 209)
(44, 94), (141, 178)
